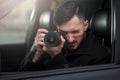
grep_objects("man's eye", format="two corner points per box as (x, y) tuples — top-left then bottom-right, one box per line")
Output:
(59, 30), (67, 35)
(60, 31), (67, 35)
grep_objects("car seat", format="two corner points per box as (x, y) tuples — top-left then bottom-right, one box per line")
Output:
(90, 9), (111, 52)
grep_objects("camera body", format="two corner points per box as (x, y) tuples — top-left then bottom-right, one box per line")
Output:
(44, 31), (61, 47)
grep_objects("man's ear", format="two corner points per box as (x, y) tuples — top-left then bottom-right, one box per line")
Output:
(84, 20), (89, 31)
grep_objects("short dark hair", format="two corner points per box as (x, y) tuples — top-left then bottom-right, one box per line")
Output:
(53, 1), (85, 26)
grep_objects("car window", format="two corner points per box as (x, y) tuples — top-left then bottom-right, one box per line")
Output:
(0, 0), (35, 45)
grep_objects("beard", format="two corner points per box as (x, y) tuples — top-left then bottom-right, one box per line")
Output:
(66, 41), (78, 51)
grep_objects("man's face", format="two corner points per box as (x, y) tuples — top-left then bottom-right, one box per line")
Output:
(58, 15), (88, 51)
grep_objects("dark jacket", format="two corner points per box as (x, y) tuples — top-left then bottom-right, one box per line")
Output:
(19, 31), (111, 71)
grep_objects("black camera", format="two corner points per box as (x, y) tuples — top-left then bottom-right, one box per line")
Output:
(44, 30), (68, 47)
(44, 31), (61, 47)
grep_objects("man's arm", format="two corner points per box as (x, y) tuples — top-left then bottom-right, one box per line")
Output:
(19, 50), (70, 71)
(19, 28), (69, 71)
(18, 48), (45, 71)
(44, 53), (70, 70)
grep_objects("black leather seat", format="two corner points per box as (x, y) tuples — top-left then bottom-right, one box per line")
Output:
(90, 10), (111, 47)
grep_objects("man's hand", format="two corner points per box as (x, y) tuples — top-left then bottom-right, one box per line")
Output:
(32, 29), (48, 62)
(32, 28), (65, 62)
(43, 35), (65, 58)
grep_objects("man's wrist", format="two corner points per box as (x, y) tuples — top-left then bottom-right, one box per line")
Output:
(48, 51), (60, 59)
(32, 51), (43, 63)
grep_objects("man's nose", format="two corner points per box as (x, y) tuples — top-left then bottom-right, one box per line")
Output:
(66, 33), (74, 42)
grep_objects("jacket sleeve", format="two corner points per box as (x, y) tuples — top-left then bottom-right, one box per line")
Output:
(18, 47), (46, 71)
(43, 53), (70, 70)
(19, 47), (70, 71)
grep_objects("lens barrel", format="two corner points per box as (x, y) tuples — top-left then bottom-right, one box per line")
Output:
(44, 31), (61, 47)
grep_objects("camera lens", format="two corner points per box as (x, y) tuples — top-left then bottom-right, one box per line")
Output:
(44, 31), (61, 47)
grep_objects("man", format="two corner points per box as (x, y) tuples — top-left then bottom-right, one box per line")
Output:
(19, 1), (111, 71)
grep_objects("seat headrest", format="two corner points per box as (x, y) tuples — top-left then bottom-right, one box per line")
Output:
(39, 11), (51, 30)
(90, 10), (111, 38)
(39, 11), (55, 30)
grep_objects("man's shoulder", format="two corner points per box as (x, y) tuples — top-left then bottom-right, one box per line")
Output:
(80, 30), (111, 56)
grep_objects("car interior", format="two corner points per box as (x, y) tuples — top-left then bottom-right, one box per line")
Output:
(0, 0), (111, 72)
